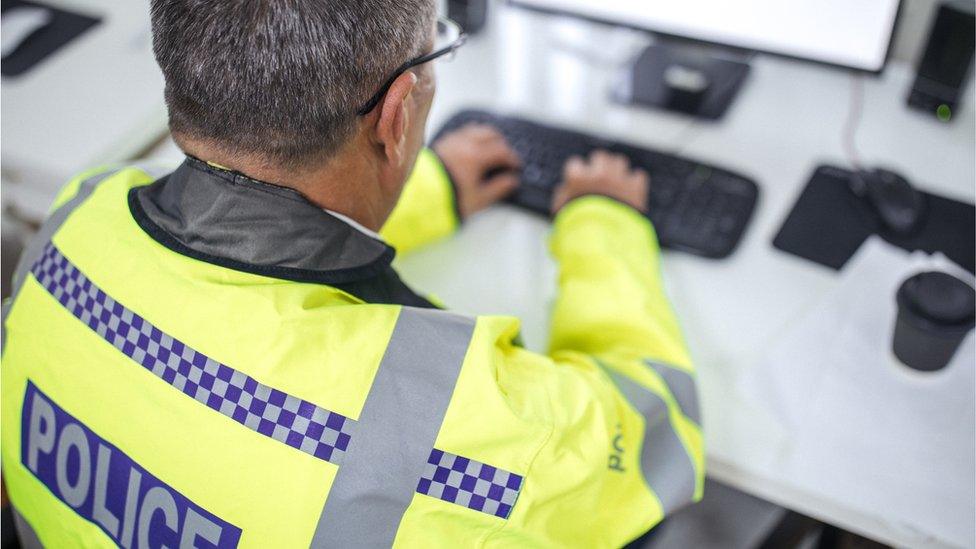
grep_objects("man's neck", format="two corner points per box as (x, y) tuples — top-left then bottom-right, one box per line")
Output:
(178, 137), (388, 231)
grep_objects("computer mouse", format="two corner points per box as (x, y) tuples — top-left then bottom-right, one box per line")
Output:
(849, 168), (925, 235)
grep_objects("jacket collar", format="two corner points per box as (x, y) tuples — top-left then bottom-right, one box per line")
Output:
(129, 156), (396, 285)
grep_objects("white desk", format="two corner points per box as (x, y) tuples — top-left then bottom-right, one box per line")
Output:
(393, 7), (976, 549)
(2, 0), (167, 222)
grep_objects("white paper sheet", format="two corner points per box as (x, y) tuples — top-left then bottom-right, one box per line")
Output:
(739, 237), (975, 548)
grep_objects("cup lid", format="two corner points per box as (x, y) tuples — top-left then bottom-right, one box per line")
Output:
(897, 271), (976, 332)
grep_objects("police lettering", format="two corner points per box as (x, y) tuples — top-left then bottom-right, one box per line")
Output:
(608, 423), (626, 473)
(21, 382), (241, 548)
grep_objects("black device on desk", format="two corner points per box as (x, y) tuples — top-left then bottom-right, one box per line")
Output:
(906, 0), (975, 121)
(849, 168), (926, 235)
(434, 110), (760, 259)
(774, 165), (975, 273)
(447, 0), (488, 35)
(1, 0), (100, 78)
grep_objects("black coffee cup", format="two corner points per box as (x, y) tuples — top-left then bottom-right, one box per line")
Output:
(893, 271), (976, 372)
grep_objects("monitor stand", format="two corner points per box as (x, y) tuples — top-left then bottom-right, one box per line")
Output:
(612, 43), (751, 120)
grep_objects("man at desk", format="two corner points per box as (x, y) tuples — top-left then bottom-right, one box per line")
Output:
(1, 0), (703, 546)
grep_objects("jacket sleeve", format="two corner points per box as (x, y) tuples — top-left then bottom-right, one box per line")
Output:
(502, 196), (703, 545)
(380, 148), (460, 255)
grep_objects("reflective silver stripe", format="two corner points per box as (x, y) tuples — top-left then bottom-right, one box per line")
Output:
(645, 360), (701, 425)
(12, 508), (43, 549)
(312, 308), (475, 548)
(606, 370), (697, 516)
(2, 164), (169, 354)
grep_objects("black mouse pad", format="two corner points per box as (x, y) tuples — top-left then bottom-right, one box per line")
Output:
(773, 164), (975, 273)
(1, 0), (101, 78)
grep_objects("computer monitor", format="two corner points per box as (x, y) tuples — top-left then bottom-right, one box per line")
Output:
(512, 0), (901, 72)
(511, 0), (902, 118)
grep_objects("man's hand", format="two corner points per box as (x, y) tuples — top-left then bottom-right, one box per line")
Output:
(432, 124), (521, 219)
(551, 150), (649, 214)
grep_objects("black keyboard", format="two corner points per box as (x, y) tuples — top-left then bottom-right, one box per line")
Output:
(433, 110), (760, 259)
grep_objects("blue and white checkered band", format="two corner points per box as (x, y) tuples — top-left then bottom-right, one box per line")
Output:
(418, 449), (523, 519)
(31, 242), (526, 520)
(30, 242), (354, 465)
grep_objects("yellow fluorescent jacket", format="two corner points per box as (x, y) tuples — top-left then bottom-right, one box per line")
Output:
(1, 148), (703, 548)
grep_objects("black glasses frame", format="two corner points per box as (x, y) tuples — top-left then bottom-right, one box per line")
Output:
(356, 26), (468, 116)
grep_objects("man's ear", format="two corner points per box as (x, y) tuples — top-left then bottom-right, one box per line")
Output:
(373, 71), (418, 165)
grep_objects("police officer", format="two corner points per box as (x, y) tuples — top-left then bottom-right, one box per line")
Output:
(1, 1), (703, 547)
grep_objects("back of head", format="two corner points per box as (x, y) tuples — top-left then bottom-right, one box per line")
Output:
(150, 0), (435, 170)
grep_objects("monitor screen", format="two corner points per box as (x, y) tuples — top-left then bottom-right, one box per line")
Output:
(512, 0), (901, 72)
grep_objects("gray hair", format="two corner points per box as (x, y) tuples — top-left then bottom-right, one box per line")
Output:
(150, 0), (436, 168)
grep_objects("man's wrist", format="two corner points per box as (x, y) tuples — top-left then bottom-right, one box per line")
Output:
(554, 193), (647, 218)
(428, 148), (465, 226)
(551, 194), (661, 258)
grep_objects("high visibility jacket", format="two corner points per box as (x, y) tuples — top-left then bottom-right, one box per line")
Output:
(1, 149), (703, 548)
